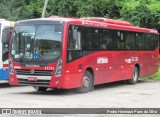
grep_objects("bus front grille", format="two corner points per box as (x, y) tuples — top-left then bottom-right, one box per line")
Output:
(16, 69), (53, 76)
(18, 79), (50, 87)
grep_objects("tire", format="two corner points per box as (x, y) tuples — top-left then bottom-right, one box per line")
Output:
(77, 71), (93, 93)
(33, 86), (48, 92)
(128, 67), (139, 84)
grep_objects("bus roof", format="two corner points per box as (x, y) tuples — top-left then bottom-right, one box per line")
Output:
(16, 17), (159, 34)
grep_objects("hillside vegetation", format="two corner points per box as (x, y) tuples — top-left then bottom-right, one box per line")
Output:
(0, 0), (160, 32)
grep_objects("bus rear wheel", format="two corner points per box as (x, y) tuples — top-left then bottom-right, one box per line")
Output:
(33, 86), (48, 92)
(77, 71), (93, 93)
(128, 67), (139, 84)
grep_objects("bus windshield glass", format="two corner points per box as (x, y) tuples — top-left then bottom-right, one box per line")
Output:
(11, 24), (63, 63)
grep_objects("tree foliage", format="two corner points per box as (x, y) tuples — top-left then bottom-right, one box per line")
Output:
(120, 0), (160, 31)
(0, 0), (160, 32)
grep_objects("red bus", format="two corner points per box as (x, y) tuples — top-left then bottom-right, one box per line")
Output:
(9, 17), (159, 93)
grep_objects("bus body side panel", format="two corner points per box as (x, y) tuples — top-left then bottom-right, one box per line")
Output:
(0, 21), (12, 80)
(66, 51), (133, 87)
(0, 23), (8, 80)
(153, 48), (159, 74)
(139, 48), (159, 77)
(65, 49), (158, 88)
(0, 69), (8, 80)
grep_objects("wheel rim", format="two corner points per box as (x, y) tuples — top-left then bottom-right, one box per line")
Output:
(83, 76), (90, 88)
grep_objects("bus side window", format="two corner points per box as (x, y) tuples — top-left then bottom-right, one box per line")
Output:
(125, 32), (135, 50)
(153, 35), (159, 50)
(135, 33), (144, 50)
(67, 25), (82, 62)
(68, 25), (81, 50)
(120, 32), (125, 50)
(113, 31), (124, 50)
(100, 29), (112, 50)
(92, 29), (99, 49)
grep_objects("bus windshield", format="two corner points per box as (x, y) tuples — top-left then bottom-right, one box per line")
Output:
(11, 24), (63, 63)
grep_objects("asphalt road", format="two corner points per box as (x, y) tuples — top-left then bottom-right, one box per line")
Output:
(0, 80), (160, 108)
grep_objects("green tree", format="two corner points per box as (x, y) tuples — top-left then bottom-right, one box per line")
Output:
(0, 0), (159, 32)
(120, 0), (160, 32)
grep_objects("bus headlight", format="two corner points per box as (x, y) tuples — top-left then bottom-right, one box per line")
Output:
(9, 59), (14, 74)
(55, 59), (63, 77)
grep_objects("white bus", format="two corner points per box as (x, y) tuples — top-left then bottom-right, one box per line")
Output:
(0, 19), (14, 80)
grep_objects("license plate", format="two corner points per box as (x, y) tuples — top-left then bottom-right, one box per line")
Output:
(28, 77), (37, 82)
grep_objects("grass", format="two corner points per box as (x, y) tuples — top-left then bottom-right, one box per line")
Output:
(142, 66), (160, 80)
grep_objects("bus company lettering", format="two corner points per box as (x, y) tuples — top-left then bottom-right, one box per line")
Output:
(125, 57), (138, 63)
(131, 57), (138, 62)
(45, 67), (54, 70)
(97, 57), (108, 64)
(125, 58), (132, 63)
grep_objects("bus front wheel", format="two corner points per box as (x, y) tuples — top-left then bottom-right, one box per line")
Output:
(128, 67), (139, 84)
(33, 86), (48, 92)
(77, 71), (93, 93)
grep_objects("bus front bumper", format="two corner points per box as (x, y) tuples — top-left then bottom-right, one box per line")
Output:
(9, 73), (82, 89)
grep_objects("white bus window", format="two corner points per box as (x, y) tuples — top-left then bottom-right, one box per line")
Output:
(2, 27), (13, 61)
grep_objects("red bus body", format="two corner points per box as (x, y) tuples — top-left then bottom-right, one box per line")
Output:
(9, 17), (159, 91)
